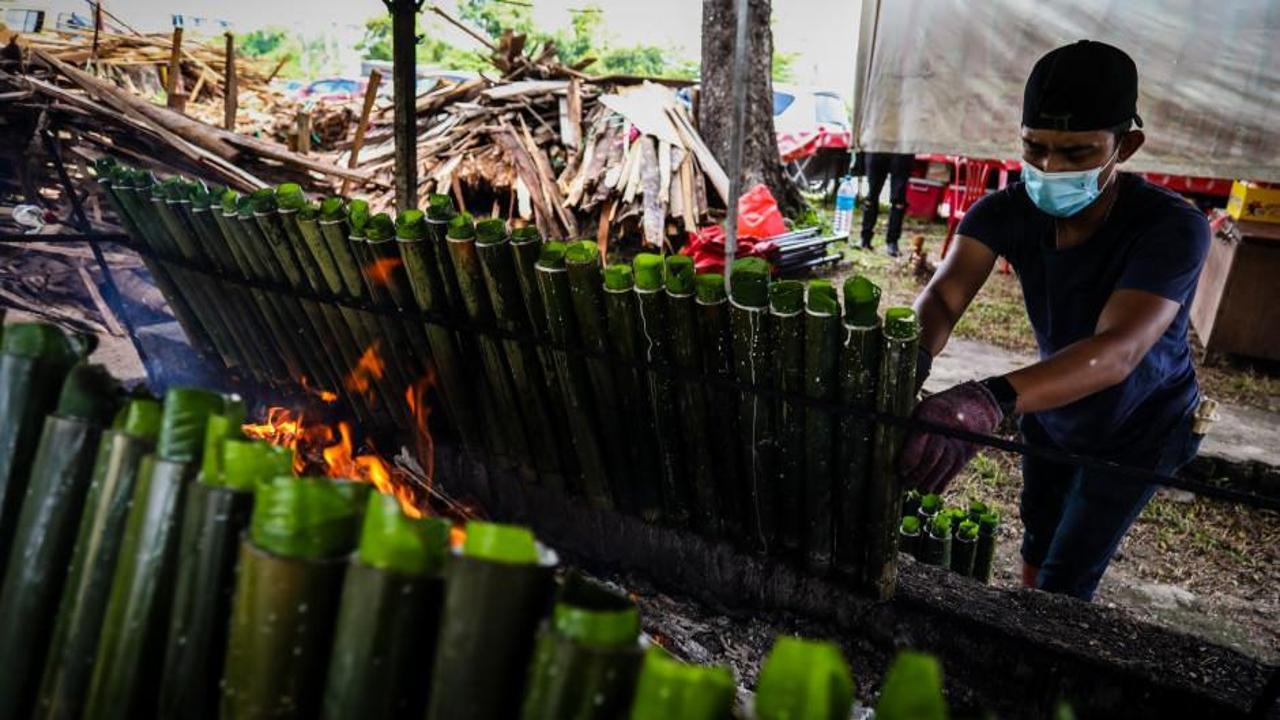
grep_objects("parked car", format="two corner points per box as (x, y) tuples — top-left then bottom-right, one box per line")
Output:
(297, 78), (367, 104)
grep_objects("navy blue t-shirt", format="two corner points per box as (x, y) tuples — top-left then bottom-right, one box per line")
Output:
(957, 173), (1210, 460)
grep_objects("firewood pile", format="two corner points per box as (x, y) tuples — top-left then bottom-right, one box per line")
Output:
(349, 76), (721, 246)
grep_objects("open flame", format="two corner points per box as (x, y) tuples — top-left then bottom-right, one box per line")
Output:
(344, 342), (386, 397)
(299, 375), (338, 403)
(364, 257), (404, 288)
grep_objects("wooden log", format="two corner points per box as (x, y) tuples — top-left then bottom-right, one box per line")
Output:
(223, 33), (236, 130)
(165, 27), (183, 110)
(341, 69), (382, 197)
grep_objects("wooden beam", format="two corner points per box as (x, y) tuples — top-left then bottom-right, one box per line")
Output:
(296, 109), (311, 154)
(165, 26), (184, 110)
(223, 32), (237, 131)
(341, 68), (383, 196)
(389, 0), (418, 211)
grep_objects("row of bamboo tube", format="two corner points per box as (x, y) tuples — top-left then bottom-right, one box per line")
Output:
(93, 157), (921, 598)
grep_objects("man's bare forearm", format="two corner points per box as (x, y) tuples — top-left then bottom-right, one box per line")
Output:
(914, 287), (960, 357)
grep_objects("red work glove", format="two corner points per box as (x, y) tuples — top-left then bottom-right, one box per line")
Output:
(898, 381), (1003, 494)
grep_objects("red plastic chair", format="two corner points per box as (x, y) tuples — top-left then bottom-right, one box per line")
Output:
(939, 156), (1011, 273)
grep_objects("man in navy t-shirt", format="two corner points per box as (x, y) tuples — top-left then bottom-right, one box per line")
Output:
(897, 41), (1210, 600)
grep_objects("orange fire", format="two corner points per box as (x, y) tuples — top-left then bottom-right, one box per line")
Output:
(364, 256), (403, 288)
(345, 342), (385, 397)
(299, 375), (338, 403)
(242, 406), (423, 518)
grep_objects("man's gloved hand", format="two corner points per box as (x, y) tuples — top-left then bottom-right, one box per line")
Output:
(899, 381), (1004, 494)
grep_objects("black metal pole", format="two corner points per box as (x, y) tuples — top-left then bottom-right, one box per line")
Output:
(386, 0), (420, 211)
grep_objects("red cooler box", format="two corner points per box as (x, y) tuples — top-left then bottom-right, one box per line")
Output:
(906, 178), (946, 220)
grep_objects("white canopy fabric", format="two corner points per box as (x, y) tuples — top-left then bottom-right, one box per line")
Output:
(852, 0), (1280, 182)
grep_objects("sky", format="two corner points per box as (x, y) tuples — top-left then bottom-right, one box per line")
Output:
(27, 0), (861, 93)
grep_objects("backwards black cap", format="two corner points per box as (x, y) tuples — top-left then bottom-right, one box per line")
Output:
(1023, 40), (1143, 132)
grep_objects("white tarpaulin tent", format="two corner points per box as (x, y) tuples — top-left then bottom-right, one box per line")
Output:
(852, 0), (1280, 182)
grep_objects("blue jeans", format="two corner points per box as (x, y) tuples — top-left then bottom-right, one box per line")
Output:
(1019, 410), (1202, 601)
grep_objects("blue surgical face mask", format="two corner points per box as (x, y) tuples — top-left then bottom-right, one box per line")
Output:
(1023, 150), (1118, 218)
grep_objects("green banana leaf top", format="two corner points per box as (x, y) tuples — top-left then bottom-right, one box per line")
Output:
(156, 387), (226, 463)
(348, 199), (371, 238)
(728, 258), (770, 307)
(663, 255), (695, 295)
(55, 363), (120, 425)
(319, 196), (346, 222)
(251, 475), (367, 559)
(604, 264), (634, 291)
(276, 183), (307, 212)
(396, 209), (428, 240)
(365, 213), (396, 242)
(564, 239), (597, 265)
(220, 190), (240, 215)
(1, 322), (77, 364)
(806, 280), (839, 315)
(883, 307), (919, 340)
(426, 193), (454, 222)
(161, 177), (190, 202)
(967, 500), (989, 522)
(510, 225), (540, 243)
(929, 514), (953, 539)
(754, 636), (855, 720)
(475, 218), (509, 245)
(978, 511), (1000, 535)
(901, 515), (921, 534)
(769, 280), (804, 314)
(632, 253), (664, 291)
(919, 493), (942, 513)
(236, 194), (256, 220)
(537, 241), (567, 268)
(461, 521), (538, 564)
(551, 573), (640, 648)
(92, 156), (117, 179)
(842, 276), (882, 327)
(629, 648), (734, 720)
(113, 397), (162, 439)
(298, 202), (320, 221)
(874, 652), (947, 720)
(694, 273), (725, 304)
(222, 439), (293, 492)
(199, 402), (247, 486)
(249, 187), (278, 214)
(356, 492), (450, 576)
(188, 182), (221, 210)
(957, 519), (979, 542)
(446, 212), (475, 240)
(108, 163), (132, 188)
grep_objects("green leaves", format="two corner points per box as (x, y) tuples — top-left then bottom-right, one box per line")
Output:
(754, 637), (854, 720)
(461, 521), (539, 564)
(875, 652), (948, 720)
(356, 492), (450, 576)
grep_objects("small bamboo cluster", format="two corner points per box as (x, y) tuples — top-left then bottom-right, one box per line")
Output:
(900, 491), (1001, 582)
(96, 158), (924, 597)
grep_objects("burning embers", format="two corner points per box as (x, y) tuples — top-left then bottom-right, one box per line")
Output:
(244, 342), (435, 520)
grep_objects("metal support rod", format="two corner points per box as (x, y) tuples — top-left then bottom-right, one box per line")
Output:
(41, 130), (155, 379)
(387, 0), (420, 211)
(722, 0), (751, 297)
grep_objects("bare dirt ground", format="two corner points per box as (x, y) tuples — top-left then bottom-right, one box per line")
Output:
(815, 209), (1280, 663)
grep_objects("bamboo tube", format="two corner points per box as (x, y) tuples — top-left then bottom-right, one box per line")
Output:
(537, 242), (611, 507)
(0, 365), (118, 720)
(899, 515), (921, 559)
(222, 477), (366, 720)
(602, 264), (661, 520)
(476, 219), (566, 487)
(633, 253), (688, 526)
(564, 240), (630, 499)
(628, 648), (734, 719)
(728, 257), (774, 552)
(35, 399), (159, 720)
(803, 280), (839, 573)
(274, 184), (328, 292)
(864, 307), (920, 598)
(694, 273), (742, 541)
(664, 256), (717, 533)
(918, 514), (952, 568)
(916, 492), (941, 528)
(323, 494), (449, 720)
(973, 511), (999, 583)
(513, 226), (576, 478)
(318, 198), (367, 299)
(447, 213), (533, 473)
(397, 209), (485, 454)
(753, 637), (854, 719)
(951, 519), (978, 576)
(0, 324), (81, 570)
(834, 276), (881, 578)
(426, 522), (557, 720)
(85, 388), (225, 720)
(364, 212), (416, 311)
(520, 573), (644, 719)
(770, 279), (805, 557)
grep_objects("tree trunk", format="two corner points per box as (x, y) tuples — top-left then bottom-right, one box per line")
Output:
(698, 0), (802, 215)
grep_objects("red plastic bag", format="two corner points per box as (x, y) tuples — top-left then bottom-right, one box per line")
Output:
(680, 225), (774, 274)
(737, 183), (787, 240)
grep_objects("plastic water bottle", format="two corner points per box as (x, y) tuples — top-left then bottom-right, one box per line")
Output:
(833, 176), (857, 238)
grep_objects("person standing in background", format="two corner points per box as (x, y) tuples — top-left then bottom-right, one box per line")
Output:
(860, 151), (915, 257)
